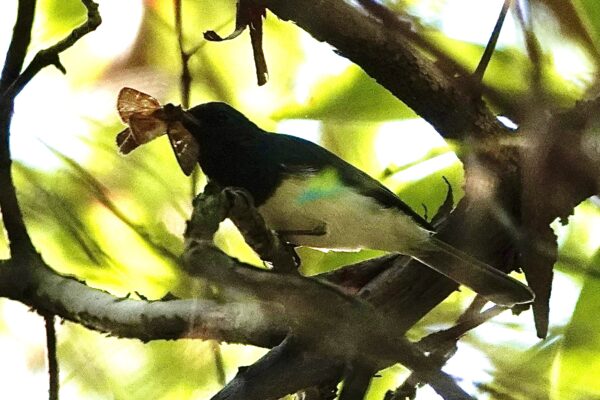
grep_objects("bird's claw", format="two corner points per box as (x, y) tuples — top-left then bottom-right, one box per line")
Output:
(222, 186), (255, 209)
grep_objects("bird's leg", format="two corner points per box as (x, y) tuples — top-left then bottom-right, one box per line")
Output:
(221, 186), (299, 272)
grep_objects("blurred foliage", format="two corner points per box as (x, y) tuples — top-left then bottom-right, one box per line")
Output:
(0, 0), (599, 399)
(274, 67), (418, 121)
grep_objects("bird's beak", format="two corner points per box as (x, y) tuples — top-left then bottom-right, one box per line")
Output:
(163, 103), (204, 135)
(179, 109), (203, 131)
(161, 103), (184, 121)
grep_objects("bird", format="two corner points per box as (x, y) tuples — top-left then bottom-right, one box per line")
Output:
(172, 101), (533, 307)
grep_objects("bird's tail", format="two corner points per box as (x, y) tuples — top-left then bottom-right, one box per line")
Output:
(411, 237), (534, 307)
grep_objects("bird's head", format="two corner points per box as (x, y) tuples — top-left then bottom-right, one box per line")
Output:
(180, 102), (259, 141)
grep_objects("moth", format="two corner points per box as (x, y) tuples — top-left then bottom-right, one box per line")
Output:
(116, 87), (199, 176)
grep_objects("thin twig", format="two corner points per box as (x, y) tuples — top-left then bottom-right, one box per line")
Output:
(173, 0), (191, 109)
(1, 0), (101, 101)
(44, 314), (59, 400)
(513, 0), (543, 93)
(473, 0), (512, 83)
(210, 340), (227, 386)
(418, 305), (506, 351)
(173, 0), (204, 199)
(386, 305), (506, 399)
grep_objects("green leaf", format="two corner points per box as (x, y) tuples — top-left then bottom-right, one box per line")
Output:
(555, 249), (600, 398)
(573, 0), (600, 56)
(274, 66), (417, 121)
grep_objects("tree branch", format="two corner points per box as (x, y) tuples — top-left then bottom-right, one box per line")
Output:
(1, 0), (102, 101)
(44, 314), (59, 400)
(0, 0), (36, 92)
(0, 0), (37, 259)
(183, 189), (472, 400)
(0, 0), (101, 259)
(258, 0), (508, 140)
(0, 258), (287, 347)
(0, 187), (473, 400)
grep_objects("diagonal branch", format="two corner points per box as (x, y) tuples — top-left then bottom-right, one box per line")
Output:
(473, 0), (512, 83)
(0, 257), (287, 347)
(182, 189), (472, 400)
(0, 186), (473, 399)
(258, 0), (508, 140)
(1, 0), (102, 101)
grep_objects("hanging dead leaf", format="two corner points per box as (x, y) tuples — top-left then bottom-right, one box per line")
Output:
(204, 0), (268, 86)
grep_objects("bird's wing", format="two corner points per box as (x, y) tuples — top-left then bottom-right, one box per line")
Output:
(264, 133), (433, 231)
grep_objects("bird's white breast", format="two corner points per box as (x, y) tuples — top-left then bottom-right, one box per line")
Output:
(257, 175), (430, 253)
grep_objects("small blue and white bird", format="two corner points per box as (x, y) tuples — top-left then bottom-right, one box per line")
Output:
(177, 102), (533, 307)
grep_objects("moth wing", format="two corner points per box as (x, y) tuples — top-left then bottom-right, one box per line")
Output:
(116, 128), (138, 155)
(117, 113), (167, 154)
(167, 122), (199, 176)
(117, 87), (162, 123)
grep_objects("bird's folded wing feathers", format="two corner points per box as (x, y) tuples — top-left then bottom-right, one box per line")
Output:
(268, 133), (433, 230)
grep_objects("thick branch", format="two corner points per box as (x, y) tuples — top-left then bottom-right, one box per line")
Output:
(0, 258), (286, 346)
(259, 0), (507, 139)
(0, 187), (471, 400)
(182, 189), (472, 400)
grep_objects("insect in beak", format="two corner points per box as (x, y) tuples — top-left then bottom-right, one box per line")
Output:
(115, 88), (199, 176)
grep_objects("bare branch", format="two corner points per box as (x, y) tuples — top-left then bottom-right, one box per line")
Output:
(1, 0), (101, 101)
(0, 258), (287, 347)
(44, 314), (59, 400)
(0, 0), (37, 259)
(0, 0), (36, 92)
(259, 0), (508, 140)
(473, 0), (512, 83)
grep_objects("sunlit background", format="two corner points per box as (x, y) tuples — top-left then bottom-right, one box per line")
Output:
(1, 0), (599, 399)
